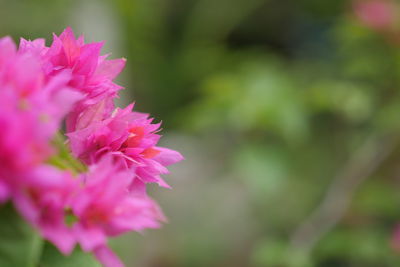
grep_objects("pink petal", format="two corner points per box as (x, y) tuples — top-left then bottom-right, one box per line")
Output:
(153, 147), (184, 166)
(74, 42), (104, 76)
(42, 223), (76, 255)
(95, 58), (126, 80)
(0, 180), (10, 203)
(74, 98), (114, 131)
(74, 225), (106, 252)
(94, 245), (124, 267)
(18, 38), (47, 56)
(0, 36), (16, 64)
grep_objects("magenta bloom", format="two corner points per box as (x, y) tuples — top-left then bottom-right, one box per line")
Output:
(0, 36), (81, 174)
(23, 28), (126, 132)
(392, 224), (400, 252)
(71, 156), (165, 267)
(19, 27), (126, 133)
(0, 34), (80, 254)
(354, 0), (397, 30)
(0, 28), (183, 267)
(68, 104), (184, 189)
(13, 166), (78, 254)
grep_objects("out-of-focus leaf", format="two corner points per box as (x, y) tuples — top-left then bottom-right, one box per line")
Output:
(185, 55), (310, 142)
(251, 238), (312, 267)
(307, 80), (374, 122)
(315, 228), (400, 266)
(39, 242), (101, 267)
(0, 203), (42, 267)
(234, 144), (288, 201)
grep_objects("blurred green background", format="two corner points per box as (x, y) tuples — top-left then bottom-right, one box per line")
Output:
(3, 0), (400, 266)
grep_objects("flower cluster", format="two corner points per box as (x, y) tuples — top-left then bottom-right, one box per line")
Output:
(0, 28), (183, 267)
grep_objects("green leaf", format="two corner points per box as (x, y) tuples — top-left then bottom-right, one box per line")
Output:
(0, 203), (43, 267)
(39, 242), (101, 267)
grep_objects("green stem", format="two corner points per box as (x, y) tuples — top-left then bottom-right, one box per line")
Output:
(47, 132), (87, 174)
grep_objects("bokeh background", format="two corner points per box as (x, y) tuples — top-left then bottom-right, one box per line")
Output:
(2, 0), (400, 266)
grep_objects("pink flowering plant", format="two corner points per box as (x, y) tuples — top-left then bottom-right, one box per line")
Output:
(0, 28), (183, 267)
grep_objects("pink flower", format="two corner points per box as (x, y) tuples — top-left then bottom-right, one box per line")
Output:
(0, 36), (81, 175)
(391, 224), (400, 252)
(68, 104), (184, 189)
(0, 102), (52, 173)
(354, 0), (397, 30)
(20, 27), (126, 132)
(71, 156), (165, 267)
(0, 29), (183, 267)
(12, 165), (78, 254)
(0, 35), (82, 255)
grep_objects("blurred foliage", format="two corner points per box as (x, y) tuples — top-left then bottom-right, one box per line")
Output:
(39, 242), (101, 267)
(3, 0), (400, 266)
(0, 204), (42, 267)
